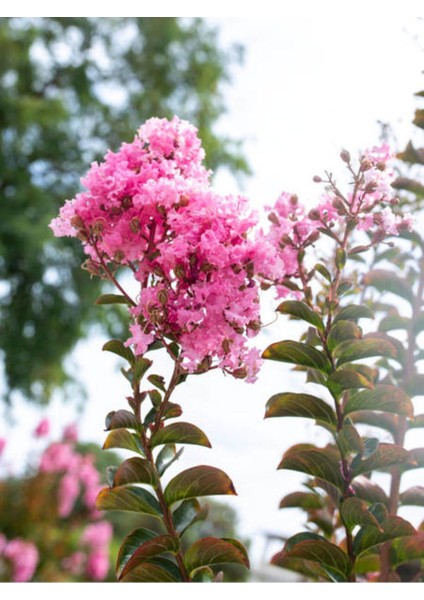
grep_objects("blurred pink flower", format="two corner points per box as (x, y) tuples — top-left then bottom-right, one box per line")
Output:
(34, 418), (50, 438)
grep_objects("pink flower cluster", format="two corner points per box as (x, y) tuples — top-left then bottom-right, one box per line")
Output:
(62, 521), (112, 581)
(39, 428), (102, 518)
(50, 116), (263, 381)
(0, 535), (39, 582)
(262, 144), (413, 297)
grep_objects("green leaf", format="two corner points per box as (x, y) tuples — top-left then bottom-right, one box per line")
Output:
(96, 293), (131, 305)
(164, 466), (236, 506)
(334, 337), (396, 366)
(275, 536), (351, 582)
(191, 567), (215, 582)
(131, 357), (153, 385)
(105, 409), (139, 431)
(278, 444), (345, 492)
(148, 374), (167, 392)
(405, 374), (424, 398)
(400, 486), (424, 506)
(409, 413), (424, 430)
(116, 528), (157, 579)
(119, 557), (181, 582)
(344, 385), (413, 418)
(150, 422), (212, 449)
(264, 392), (336, 426)
(333, 305), (374, 324)
(351, 411), (397, 436)
(337, 424), (364, 458)
(379, 314), (409, 332)
(279, 491), (324, 510)
(262, 340), (331, 373)
(96, 485), (162, 516)
(102, 428), (144, 455)
(184, 537), (249, 575)
(172, 499), (208, 535)
(102, 338), (135, 365)
(277, 300), (325, 331)
(328, 368), (374, 393)
(119, 535), (179, 580)
(353, 516), (416, 557)
(391, 532), (424, 566)
(352, 443), (410, 477)
(155, 444), (184, 477)
(327, 320), (362, 351)
(351, 475), (389, 506)
(364, 269), (414, 302)
(314, 262), (332, 282)
(340, 497), (381, 531)
(354, 554), (380, 575)
(113, 457), (158, 488)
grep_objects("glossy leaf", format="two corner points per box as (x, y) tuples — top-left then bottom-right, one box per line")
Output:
(328, 368), (374, 394)
(344, 385), (413, 418)
(264, 392), (336, 426)
(364, 269), (414, 302)
(119, 535), (178, 580)
(150, 422), (211, 449)
(96, 485), (161, 516)
(116, 527), (157, 578)
(102, 339), (135, 365)
(352, 443), (410, 477)
(148, 374), (166, 391)
(262, 340), (331, 373)
(155, 444), (184, 477)
(334, 337), (396, 366)
(271, 554), (328, 581)
(279, 491), (324, 510)
(353, 516), (416, 556)
(400, 486), (424, 506)
(276, 300), (324, 331)
(105, 409), (139, 431)
(275, 536), (351, 582)
(351, 475), (389, 506)
(333, 305), (374, 323)
(278, 444), (345, 492)
(164, 466), (236, 506)
(119, 557), (181, 582)
(113, 457), (158, 488)
(131, 357), (153, 385)
(327, 320), (362, 351)
(102, 428), (144, 455)
(340, 497), (381, 531)
(191, 567), (215, 582)
(337, 425), (364, 457)
(96, 293), (131, 305)
(183, 537), (249, 575)
(172, 498), (207, 535)
(351, 411), (397, 436)
(314, 262), (332, 282)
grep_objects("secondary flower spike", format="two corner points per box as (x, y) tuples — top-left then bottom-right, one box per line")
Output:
(50, 116), (263, 381)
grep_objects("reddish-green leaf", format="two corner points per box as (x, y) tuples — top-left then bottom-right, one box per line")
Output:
(262, 340), (331, 373)
(102, 339), (135, 365)
(183, 537), (249, 575)
(409, 413), (424, 430)
(354, 554), (380, 575)
(150, 422), (211, 449)
(334, 337), (397, 366)
(276, 300), (324, 331)
(164, 466), (236, 506)
(391, 531), (424, 566)
(119, 557), (181, 582)
(119, 535), (178, 580)
(352, 443), (410, 477)
(147, 374), (166, 391)
(279, 491), (324, 510)
(350, 411), (397, 436)
(337, 425), (364, 458)
(275, 537), (351, 582)
(353, 516), (416, 556)
(116, 527), (157, 578)
(328, 368), (374, 393)
(278, 444), (345, 492)
(102, 428), (144, 455)
(333, 305), (374, 323)
(327, 320), (362, 351)
(351, 475), (389, 506)
(400, 486), (424, 506)
(172, 499), (207, 535)
(105, 409), (138, 431)
(264, 392), (336, 426)
(96, 293), (131, 305)
(340, 497), (381, 531)
(405, 374), (424, 398)
(113, 457), (158, 488)
(191, 567), (215, 582)
(344, 385), (413, 418)
(96, 485), (161, 516)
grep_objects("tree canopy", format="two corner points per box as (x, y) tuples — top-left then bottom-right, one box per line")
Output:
(0, 17), (248, 406)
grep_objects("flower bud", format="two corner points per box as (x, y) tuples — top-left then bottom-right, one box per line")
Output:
(312, 175), (322, 183)
(340, 149), (351, 163)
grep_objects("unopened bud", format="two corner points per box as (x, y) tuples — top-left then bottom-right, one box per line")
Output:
(268, 212), (280, 226)
(121, 195), (133, 210)
(290, 194), (298, 206)
(231, 367), (247, 380)
(360, 159), (372, 172)
(114, 250), (125, 263)
(313, 175), (322, 183)
(340, 149), (351, 163)
(71, 215), (85, 229)
(308, 208), (321, 220)
(130, 217), (141, 233)
(157, 289), (168, 306)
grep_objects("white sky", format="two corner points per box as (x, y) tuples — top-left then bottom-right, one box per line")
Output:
(2, 14), (424, 585)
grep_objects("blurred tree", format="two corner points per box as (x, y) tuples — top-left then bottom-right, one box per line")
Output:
(0, 17), (248, 407)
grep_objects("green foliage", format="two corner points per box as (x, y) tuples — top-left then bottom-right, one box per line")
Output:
(0, 17), (248, 406)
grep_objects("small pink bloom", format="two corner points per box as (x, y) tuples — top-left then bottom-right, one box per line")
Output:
(3, 538), (39, 582)
(0, 437), (6, 456)
(34, 418), (50, 438)
(86, 549), (110, 581)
